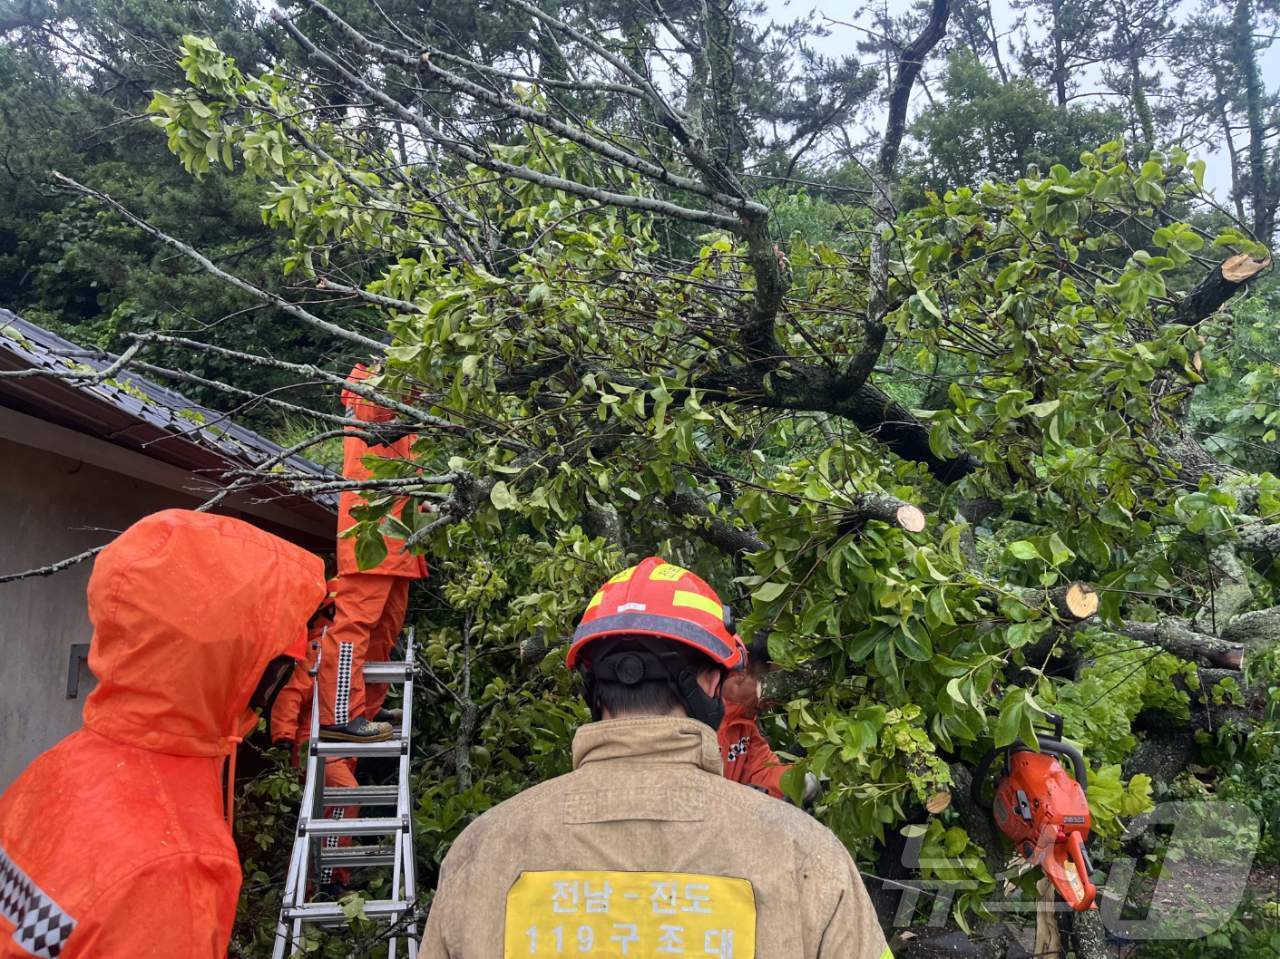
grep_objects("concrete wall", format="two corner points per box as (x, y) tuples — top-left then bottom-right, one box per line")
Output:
(0, 435), (207, 790)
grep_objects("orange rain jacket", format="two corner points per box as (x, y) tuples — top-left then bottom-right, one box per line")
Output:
(719, 699), (790, 799)
(0, 510), (325, 958)
(338, 364), (428, 579)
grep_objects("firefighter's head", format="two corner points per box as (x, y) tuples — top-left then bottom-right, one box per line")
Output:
(567, 557), (745, 728)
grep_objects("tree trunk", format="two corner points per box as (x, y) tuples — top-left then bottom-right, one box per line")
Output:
(1069, 907), (1113, 959)
(1233, 0), (1273, 241)
(1051, 0), (1068, 107)
(1129, 46), (1155, 156)
(702, 0), (741, 171)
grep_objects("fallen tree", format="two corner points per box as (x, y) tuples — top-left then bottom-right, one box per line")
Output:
(29, 1), (1280, 954)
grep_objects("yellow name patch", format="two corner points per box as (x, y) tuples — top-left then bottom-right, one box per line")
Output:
(504, 870), (756, 958)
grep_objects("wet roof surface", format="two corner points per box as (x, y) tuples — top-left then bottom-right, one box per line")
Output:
(0, 309), (337, 512)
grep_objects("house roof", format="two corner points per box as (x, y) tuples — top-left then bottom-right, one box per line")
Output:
(0, 310), (337, 537)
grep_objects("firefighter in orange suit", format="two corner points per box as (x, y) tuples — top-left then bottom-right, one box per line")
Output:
(718, 638), (791, 799)
(271, 579), (338, 758)
(269, 582), (363, 891)
(718, 637), (820, 805)
(0, 510), (325, 958)
(419, 557), (891, 959)
(318, 362), (427, 743)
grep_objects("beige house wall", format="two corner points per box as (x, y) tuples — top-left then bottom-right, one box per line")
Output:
(0, 435), (205, 790)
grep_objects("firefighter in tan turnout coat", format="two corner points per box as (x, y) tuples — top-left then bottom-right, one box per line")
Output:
(419, 556), (890, 959)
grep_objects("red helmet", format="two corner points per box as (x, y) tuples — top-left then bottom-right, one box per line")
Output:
(567, 557), (744, 670)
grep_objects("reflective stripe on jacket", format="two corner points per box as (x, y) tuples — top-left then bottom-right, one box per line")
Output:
(419, 716), (890, 959)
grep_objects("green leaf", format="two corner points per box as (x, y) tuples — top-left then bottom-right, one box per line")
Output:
(1026, 399), (1060, 418)
(914, 550), (948, 582)
(1047, 532), (1074, 566)
(928, 422), (954, 460)
(894, 622), (934, 662)
(1077, 522), (1112, 568)
(780, 765), (808, 805)
(994, 691), (1026, 748)
(753, 581), (787, 603)
(943, 826), (969, 856)
(916, 288), (943, 320)
(489, 481), (519, 510)
(353, 526), (388, 571)
(1006, 621), (1038, 648)
(1097, 502), (1132, 528)
(843, 719), (878, 756)
(1008, 540), (1040, 560)
(927, 587), (955, 627)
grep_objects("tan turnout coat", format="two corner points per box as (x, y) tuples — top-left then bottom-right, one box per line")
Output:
(419, 716), (890, 959)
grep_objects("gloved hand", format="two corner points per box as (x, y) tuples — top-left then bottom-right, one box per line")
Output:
(273, 739), (294, 751)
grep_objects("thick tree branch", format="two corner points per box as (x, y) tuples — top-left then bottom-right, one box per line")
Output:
(1194, 544), (1255, 633)
(835, 493), (927, 535)
(696, 366), (978, 482)
(1007, 583), (1100, 622)
(860, 0), (952, 429)
(1236, 521), (1280, 554)
(1220, 605), (1280, 647)
(1169, 253), (1271, 326)
(1119, 618), (1245, 670)
(876, 0), (952, 180)
(667, 489), (766, 556)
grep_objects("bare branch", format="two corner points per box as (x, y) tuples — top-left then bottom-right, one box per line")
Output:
(0, 341), (142, 380)
(271, 12), (741, 230)
(1170, 253), (1272, 326)
(51, 173), (387, 353)
(297, 0), (761, 215)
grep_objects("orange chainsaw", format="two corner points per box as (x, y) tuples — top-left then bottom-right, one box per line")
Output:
(972, 713), (1097, 911)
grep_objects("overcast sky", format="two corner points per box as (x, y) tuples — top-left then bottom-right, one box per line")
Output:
(756, 0), (1280, 198)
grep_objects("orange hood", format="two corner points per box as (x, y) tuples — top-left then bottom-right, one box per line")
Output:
(83, 510), (326, 758)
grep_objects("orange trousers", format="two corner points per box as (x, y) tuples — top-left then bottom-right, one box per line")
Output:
(319, 757), (360, 886)
(318, 573), (410, 726)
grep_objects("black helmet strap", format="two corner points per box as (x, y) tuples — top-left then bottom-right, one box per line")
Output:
(578, 637), (725, 729)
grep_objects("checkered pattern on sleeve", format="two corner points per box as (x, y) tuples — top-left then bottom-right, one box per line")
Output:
(1, 844), (77, 958)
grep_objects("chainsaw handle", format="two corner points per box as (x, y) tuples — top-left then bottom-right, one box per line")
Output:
(1033, 735), (1088, 793)
(1064, 831), (1097, 911)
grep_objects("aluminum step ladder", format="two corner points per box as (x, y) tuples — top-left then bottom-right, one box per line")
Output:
(272, 630), (419, 959)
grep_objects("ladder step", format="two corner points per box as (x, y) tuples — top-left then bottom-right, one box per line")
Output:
(318, 845), (396, 868)
(313, 738), (407, 758)
(323, 785), (399, 806)
(282, 899), (412, 924)
(363, 661), (413, 683)
(303, 816), (408, 837)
